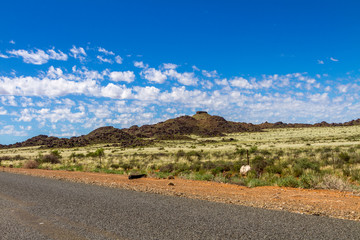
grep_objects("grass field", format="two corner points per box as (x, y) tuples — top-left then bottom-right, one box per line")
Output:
(1, 125), (360, 191)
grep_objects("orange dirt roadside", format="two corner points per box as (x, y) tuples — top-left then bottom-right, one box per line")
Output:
(2, 167), (360, 221)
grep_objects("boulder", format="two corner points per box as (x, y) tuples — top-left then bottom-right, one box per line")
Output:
(240, 165), (251, 176)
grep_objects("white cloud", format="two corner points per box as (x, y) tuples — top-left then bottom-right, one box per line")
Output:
(215, 78), (229, 86)
(317, 60), (324, 64)
(202, 70), (218, 78)
(192, 65), (200, 71)
(162, 63), (178, 70)
(9, 40), (15, 44)
(47, 49), (68, 61)
(0, 75), (99, 97)
(109, 71), (135, 83)
(134, 61), (148, 68)
(7, 48), (68, 65)
(115, 55), (123, 64)
(337, 85), (348, 93)
(141, 68), (167, 84)
(308, 93), (329, 102)
(1, 96), (17, 106)
(134, 86), (160, 100)
(98, 47), (115, 55)
(0, 125), (27, 136)
(165, 69), (198, 86)
(47, 66), (64, 78)
(70, 46), (87, 61)
(0, 52), (9, 58)
(230, 77), (253, 89)
(0, 106), (7, 115)
(330, 57), (339, 62)
(101, 83), (132, 99)
(97, 55), (113, 64)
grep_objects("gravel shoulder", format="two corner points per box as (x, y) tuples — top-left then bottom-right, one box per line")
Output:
(3, 167), (360, 221)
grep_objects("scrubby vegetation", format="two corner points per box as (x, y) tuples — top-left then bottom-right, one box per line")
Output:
(1, 125), (360, 192)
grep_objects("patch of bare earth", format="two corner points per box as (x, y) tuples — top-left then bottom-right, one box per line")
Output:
(3, 167), (360, 221)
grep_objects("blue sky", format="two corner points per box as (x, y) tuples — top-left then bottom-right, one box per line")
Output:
(1, 0), (360, 144)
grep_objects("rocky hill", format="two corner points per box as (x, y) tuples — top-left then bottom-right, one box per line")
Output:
(122, 111), (261, 139)
(1, 127), (146, 149)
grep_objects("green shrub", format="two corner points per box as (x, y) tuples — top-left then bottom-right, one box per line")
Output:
(265, 164), (283, 175)
(277, 176), (300, 188)
(338, 152), (350, 163)
(110, 163), (120, 169)
(247, 178), (267, 188)
(350, 169), (360, 182)
(292, 165), (304, 177)
(300, 174), (319, 189)
(295, 158), (320, 172)
(252, 156), (268, 175)
(249, 146), (258, 154)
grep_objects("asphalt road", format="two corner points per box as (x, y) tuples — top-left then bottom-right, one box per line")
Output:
(0, 172), (360, 240)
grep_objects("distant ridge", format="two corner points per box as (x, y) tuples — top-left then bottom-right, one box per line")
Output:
(1, 112), (360, 148)
(0, 126), (145, 149)
(122, 111), (260, 139)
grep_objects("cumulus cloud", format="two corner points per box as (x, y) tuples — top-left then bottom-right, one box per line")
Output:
(202, 70), (218, 78)
(165, 69), (198, 86)
(101, 83), (132, 99)
(140, 68), (167, 84)
(1, 96), (17, 106)
(0, 106), (7, 115)
(109, 71), (135, 83)
(98, 47), (115, 55)
(317, 60), (324, 64)
(17, 107), (86, 123)
(0, 125), (27, 136)
(229, 77), (253, 89)
(47, 49), (68, 61)
(47, 66), (64, 79)
(9, 40), (15, 44)
(330, 57), (339, 62)
(162, 63), (178, 70)
(6, 48), (68, 65)
(115, 55), (123, 64)
(134, 61), (148, 68)
(134, 86), (160, 100)
(97, 55), (113, 64)
(70, 46), (87, 61)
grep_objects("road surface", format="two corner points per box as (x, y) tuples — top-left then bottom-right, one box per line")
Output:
(0, 172), (359, 239)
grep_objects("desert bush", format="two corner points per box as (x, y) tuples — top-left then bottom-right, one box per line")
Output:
(246, 178), (267, 188)
(300, 173), (320, 189)
(292, 164), (304, 177)
(277, 176), (300, 188)
(294, 158), (320, 172)
(42, 153), (61, 164)
(110, 163), (120, 169)
(249, 146), (258, 154)
(24, 160), (39, 169)
(338, 152), (350, 163)
(235, 148), (247, 156)
(251, 156), (268, 175)
(265, 164), (283, 175)
(317, 175), (350, 191)
(350, 169), (360, 182)
(159, 163), (175, 173)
